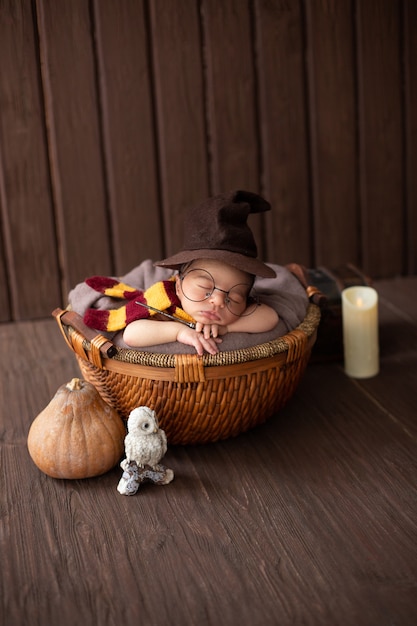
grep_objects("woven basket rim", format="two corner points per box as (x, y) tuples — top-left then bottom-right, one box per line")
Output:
(93, 302), (320, 368)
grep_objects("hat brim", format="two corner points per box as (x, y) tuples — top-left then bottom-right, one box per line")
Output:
(154, 249), (276, 278)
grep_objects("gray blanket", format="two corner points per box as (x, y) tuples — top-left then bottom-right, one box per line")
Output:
(68, 260), (308, 354)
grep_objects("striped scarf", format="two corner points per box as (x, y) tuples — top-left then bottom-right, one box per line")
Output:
(83, 276), (195, 332)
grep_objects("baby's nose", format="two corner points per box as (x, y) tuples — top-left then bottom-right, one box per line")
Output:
(210, 288), (226, 306)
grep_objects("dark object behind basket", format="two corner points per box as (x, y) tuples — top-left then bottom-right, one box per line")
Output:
(307, 264), (373, 362)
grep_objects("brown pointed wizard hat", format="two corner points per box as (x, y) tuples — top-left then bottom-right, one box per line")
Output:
(154, 190), (276, 278)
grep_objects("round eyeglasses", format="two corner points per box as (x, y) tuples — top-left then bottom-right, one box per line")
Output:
(179, 268), (259, 317)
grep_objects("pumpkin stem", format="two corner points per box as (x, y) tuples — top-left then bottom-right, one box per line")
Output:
(66, 378), (83, 391)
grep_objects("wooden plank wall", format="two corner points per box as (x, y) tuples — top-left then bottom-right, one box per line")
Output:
(0, 0), (416, 323)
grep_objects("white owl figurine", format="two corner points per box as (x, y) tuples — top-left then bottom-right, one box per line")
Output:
(124, 406), (167, 469)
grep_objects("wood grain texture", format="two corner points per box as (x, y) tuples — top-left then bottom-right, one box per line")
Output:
(0, 1), (416, 322)
(255, 0), (312, 266)
(0, 201), (11, 321)
(202, 0), (265, 257)
(1, 278), (417, 625)
(305, 0), (359, 268)
(149, 0), (209, 258)
(403, 0), (417, 275)
(202, 0), (259, 192)
(356, 0), (404, 278)
(36, 0), (112, 295)
(0, 0), (61, 320)
(92, 0), (163, 275)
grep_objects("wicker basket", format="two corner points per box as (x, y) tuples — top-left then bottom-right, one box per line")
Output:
(53, 297), (321, 445)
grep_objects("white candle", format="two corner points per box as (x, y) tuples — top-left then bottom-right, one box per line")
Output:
(342, 286), (379, 378)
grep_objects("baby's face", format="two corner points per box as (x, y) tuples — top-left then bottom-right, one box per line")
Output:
(175, 259), (253, 326)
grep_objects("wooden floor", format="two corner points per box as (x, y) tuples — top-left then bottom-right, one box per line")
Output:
(1, 277), (417, 626)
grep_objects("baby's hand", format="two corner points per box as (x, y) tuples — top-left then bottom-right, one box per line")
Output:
(176, 326), (222, 356)
(194, 322), (228, 339)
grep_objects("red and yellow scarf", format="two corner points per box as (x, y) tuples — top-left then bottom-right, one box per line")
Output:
(83, 276), (195, 332)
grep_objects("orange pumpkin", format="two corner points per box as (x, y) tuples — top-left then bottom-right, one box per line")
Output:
(27, 378), (126, 479)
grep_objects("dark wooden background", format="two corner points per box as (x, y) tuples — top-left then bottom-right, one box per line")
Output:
(1, 0), (416, 323)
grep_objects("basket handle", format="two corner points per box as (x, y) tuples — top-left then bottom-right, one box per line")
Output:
(285, 263), (327, 307)
(52, 308), (118, 359)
